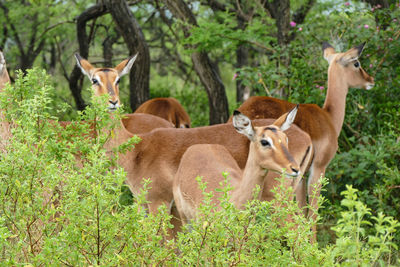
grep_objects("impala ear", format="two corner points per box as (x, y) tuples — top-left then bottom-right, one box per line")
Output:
(0, 51), (6, 74)
(274, 105), (298, 131)
(339, 42), (365, 65)
(75, 53), (95, 78)
(322, 42), (336, 64)
(354, 42), (366, 56)
(115, 53), (138, 77)
(232, 110), (255, 141)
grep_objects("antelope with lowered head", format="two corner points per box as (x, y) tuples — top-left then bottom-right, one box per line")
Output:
(134, 97), (191, 128)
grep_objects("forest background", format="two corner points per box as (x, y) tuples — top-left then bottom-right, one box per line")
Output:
(0, 0), (399, 265)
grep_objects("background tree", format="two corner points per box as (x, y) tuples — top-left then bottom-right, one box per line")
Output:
(68, 3), (108, 111)
(204, 0), (253, 102)
(0, 0), (399, 248)
(162, 0), (230, 124)
(0, 1), (73, 73)
(105, 0), (151, 111)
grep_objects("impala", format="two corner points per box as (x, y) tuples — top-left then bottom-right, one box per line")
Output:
(75, 53), (175, 132)
(0, 51), (12, 151)
(76, 53), (189, 129)
(0, 51), (9, 89)
(122, 113), (174, 133)
(173, 107), (301, 223)
(1, 51), (314, 239)
(75, 54), (312, 238)
(134, 97), (191, 128)
(229, 42), (375, 237)
(123, 113), (312, 218)
(75, 53), (137, 111)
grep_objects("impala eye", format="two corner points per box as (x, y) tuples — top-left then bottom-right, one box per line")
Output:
(354, 61), (360, 68)
(260, 139), (271, 147)
(92, 78), (99, 85)
(116, 78), (120, 85)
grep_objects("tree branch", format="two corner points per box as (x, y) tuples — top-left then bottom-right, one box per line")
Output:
(68, 3), (108, 111)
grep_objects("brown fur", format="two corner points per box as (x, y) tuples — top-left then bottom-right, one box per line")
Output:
(227, 43), (375, 241)
(134, 97), (191, 128)
(122, 113), (174, 134)
(174, 111), (302, 223)
(75, 53), (137, 110)
(122, 117), (312, 224)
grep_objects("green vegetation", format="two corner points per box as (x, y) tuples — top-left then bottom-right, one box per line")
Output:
(0, 0), (399, 265)
(0, 68), (398, 265)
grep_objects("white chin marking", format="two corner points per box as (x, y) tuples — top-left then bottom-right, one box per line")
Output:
(366, 84), (374, 90)
(285, 173), (299, 179)
(108, 105), (119, 111)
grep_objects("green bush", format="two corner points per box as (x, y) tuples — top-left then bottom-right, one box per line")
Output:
(0, 69), (173, 265)
(327, 185), (399, 266)
(0, 68), (398, 265)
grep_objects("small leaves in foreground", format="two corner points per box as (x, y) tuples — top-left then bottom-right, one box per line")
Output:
(0, 68), (398, 265)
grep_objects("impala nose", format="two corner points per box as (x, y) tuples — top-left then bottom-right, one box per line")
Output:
(366, 83), (374, 90)
(109, 100), (118, 106)
(290, 167), (299, 177)
(108, 100), (119, 111)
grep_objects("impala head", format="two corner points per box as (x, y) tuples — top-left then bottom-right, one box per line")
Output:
(233, 106), (300, 177)
(75, 53), (138, 110)
(323, 42), (374, 90)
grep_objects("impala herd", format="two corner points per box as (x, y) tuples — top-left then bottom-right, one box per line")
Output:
(0, 41), (374, 242)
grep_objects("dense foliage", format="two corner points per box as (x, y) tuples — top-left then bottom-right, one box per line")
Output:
(0, 0), (399, 265)
(0, 64), (398, 266)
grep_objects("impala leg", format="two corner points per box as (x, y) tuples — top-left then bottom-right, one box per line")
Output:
(307, 164), (325, 243)
(147, 198), (182, 239)
(295, 177), (307, 216)
(169, 199), (183, 238)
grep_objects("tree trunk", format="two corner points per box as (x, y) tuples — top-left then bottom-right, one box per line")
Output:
(105, 0), (150, 111)
(70, 3), (108, 111)
(263, 0), (315, 98)
(275, 0), (291, 46)
(163, 0), (229, 124)
(235, 11), (249, 103)
(102, 30), (120, 68)
(264, 0), (290, 98)
(235, 45), (248, 102)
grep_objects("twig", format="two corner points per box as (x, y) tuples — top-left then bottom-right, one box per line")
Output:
(387, 185), (400, 190)
(196, 223), (209, 265)
(215, 33), (277, 53)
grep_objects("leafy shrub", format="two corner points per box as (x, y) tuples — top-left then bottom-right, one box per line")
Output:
(325, 134), (400, 243)
(0, 69), (173, 265)
(0, 68), (398, 265)
(174, 175), (322, 266)
(327, 185), (400, 266)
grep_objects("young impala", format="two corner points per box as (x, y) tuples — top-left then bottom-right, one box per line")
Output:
(229, 42), (374, 239)
(74, 53), (313, 238)
(173, 107), (301, 223)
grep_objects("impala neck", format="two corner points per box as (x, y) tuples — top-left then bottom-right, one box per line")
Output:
(231, 144), (267, 208)
(0, 72), (10, 90)
(322, 67), (348, 138)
